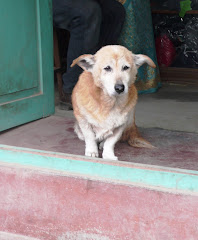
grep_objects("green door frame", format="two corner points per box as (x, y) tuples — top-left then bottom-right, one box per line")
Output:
(0, 0), (54, 131)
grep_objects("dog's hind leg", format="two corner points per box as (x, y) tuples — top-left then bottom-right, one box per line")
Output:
(98, 141), (104, 150)
(74, 122), (84, 140)
(78, 120), (99, 158)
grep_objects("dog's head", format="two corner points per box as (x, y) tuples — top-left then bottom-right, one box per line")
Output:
(71, 45), (156, 97)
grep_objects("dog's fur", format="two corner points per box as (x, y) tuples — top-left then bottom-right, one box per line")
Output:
(71, 45), (156, 160)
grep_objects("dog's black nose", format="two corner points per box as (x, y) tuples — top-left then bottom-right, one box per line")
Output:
(114, 84), (125, 94)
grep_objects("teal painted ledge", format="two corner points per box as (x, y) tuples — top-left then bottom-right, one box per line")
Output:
(0, 144), (198, 195)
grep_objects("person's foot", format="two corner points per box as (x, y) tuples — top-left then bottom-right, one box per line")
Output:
(60, 92), (73, 110)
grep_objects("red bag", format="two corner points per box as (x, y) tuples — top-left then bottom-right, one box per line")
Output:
(155, 34), (176, 67)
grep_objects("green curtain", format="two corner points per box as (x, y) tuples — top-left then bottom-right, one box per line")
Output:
(118, 0), (161, 93)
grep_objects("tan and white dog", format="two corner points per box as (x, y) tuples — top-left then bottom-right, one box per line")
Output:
(71, 45), (156, 160)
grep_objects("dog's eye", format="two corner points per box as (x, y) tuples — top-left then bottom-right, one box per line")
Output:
(104, 66), (112, 72)
(122, 65), (130, 71)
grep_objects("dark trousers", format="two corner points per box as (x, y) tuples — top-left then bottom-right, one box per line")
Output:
(53, 0), (125, 93)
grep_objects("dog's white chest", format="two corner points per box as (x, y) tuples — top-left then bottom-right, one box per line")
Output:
(105, 108), (128, 127)
(92, 108), (131, 141)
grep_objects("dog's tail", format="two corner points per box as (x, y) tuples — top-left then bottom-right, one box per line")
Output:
(128, 136), (154, 149)
(122, 124), (154, 149)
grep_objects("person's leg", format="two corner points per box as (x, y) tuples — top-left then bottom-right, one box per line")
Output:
(99, 0), (125, 47)
(53, 0), (102, 95)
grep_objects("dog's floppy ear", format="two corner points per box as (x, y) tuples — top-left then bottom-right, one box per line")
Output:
(71, 54), (95, 72)
(133, 54), (156, 69)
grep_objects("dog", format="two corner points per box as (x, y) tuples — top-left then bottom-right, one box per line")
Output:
(71, 45), (156, 160)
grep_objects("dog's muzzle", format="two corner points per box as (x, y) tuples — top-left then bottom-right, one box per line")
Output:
(114, 84), (125, 94)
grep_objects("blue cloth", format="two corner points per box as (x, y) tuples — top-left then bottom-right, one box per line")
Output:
(118, 0), (161, 93)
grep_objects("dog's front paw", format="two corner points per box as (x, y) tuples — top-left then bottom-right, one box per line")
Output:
(85, 149), (99, 158)
(102, 152), (118, 161)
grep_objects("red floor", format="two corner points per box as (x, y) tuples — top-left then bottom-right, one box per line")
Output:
(1, 115), (198, 171)
(1, 164), (198, 240)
